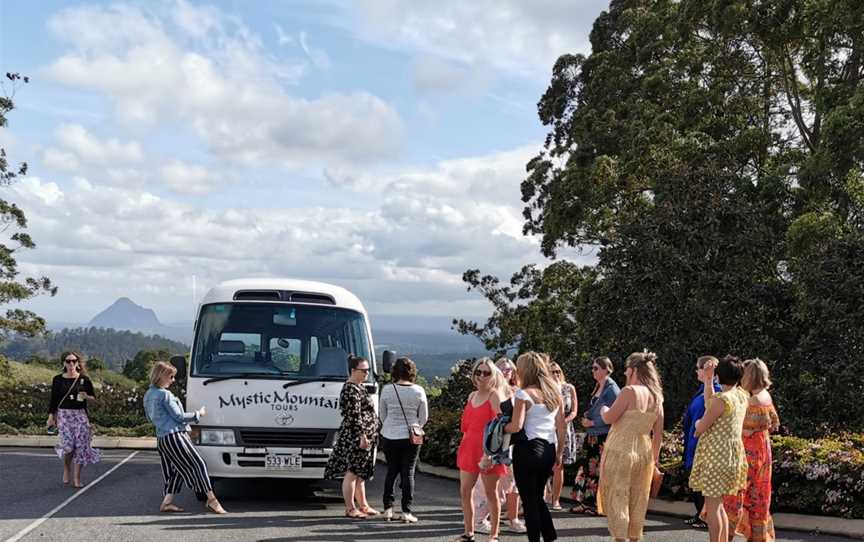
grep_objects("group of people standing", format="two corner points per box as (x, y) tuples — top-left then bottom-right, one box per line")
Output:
(44, 348), (778, 542)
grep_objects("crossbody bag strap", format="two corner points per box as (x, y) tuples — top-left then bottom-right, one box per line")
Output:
(57, 374), (82, 411)
(392, 383), (413, 433)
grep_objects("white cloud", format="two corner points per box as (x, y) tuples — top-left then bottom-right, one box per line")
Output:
(411, 56), (493, 95)
(355, 0), (607, 79)
(11, 144), (581, 322)
(44, 4), (403, 167)
(45, 124), (143, 170)
(299, 31), (332, 70)
(160, 159), (221, 194)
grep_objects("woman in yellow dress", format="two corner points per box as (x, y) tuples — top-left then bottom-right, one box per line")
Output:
(597, 352), (665, 542)
(689, 355), (748, 542)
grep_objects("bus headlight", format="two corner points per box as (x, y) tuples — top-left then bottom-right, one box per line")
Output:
(200, 429), (236, 446)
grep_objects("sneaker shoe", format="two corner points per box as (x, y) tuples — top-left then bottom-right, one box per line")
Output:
(401, 512), (418, 523)
(475, 518), (492, 534)
(507, 518), (527, 533)
(383, 508), (394, 521)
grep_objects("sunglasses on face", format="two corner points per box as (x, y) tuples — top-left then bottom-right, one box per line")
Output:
(500, 367), (513, 373)
(474, 370), (492, 377)
(64, 359), (79, 364)
(354, 367), (370, 373)
(591, 366), (602, 371)
(552, 370), (562, 375)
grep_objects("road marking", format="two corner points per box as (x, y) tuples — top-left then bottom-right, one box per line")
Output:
(4, 451), (139, 542)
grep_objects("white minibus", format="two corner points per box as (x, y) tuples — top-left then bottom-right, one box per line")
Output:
(171, 278), (388, 480)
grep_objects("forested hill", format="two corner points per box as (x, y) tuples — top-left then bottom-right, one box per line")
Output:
(0, 327), (189, 372)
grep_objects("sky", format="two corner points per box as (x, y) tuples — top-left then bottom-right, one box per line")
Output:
(0, 0), (607, 327)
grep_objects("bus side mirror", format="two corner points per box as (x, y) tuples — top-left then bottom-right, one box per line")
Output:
(382, 350), (396, 375)
(170, 355), (187, 380)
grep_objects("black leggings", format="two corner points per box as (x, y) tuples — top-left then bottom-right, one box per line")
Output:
(381, 436), (421, 512)
(513, 438), (557, 542)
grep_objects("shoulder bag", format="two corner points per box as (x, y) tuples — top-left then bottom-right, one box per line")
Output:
(392, 384), (425, 445)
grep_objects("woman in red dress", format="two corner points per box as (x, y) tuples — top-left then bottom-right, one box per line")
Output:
(455, 357), (509, 542)
(723, 359), (780, 542)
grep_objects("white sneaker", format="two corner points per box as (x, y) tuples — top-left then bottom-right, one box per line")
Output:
(401, 512), (418, 523)
(383, 507), (394, 521)
(508, 518), (527, 533)
(475, 518), (492, 534)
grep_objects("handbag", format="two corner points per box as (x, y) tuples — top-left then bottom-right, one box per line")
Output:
(392, 383), (425, 445)
(650, 468), (664, 498)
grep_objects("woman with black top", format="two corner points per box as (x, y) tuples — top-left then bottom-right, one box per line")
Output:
(324, 355), (381, 519)
(505, 352), (566, 542)
(46, 351), (102, 488)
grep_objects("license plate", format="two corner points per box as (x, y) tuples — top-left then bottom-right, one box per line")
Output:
(264, 453), (302, 471)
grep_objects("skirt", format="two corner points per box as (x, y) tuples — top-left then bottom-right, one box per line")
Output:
(55, 409), (102, 465)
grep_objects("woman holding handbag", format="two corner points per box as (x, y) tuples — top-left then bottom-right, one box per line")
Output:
(46, 351), (102, 488)
(378, 357), (428, 523)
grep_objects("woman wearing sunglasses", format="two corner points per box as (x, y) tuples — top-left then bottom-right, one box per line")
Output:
(324, 355), (381, 519)
(454, 357), (509, 542)
(47, 351), (102, 488)
(570, 356), (619, 515)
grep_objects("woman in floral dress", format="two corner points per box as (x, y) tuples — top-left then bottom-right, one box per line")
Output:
(570, 356), (619, 515)
(46, 351), (102, 488)
(324, 355), (380, 519)
(723, 359), (780, 542)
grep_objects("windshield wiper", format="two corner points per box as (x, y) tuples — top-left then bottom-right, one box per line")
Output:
(282, 376), (346, 388)
(203, 373), (273, 385)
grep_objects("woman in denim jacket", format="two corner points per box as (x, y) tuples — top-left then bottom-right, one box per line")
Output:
(143, 361), (226, 514)
(569, 356), (620, 515)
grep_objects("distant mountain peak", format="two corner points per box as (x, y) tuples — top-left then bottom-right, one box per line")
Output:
(89, 297), (162, 330)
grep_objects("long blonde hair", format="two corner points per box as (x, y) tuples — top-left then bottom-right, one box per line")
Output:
(516, 352), (562, 410)
(625, 351), (664, 405)
(471, 357), (509, 397)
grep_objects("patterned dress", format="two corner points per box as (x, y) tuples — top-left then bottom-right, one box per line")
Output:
(51, 374), (102, 465)
(723, 403), (780, 542)
(560, 383), (578, 464)
(689, 387), (749, 498)
(324, 382), (379, 481)
(597, 407), (659, 540)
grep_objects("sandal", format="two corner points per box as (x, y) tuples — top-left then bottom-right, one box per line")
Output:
(569, 504), (597, 515)
(160, 503), (185, 513)
(206, 499), (227, 514)
(454, 535), (475, 542)
(359, 506), (380, 516)
(345, 508), (367, 519)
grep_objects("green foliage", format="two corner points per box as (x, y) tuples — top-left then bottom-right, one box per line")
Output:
(419, 359), (476, 467)
(0, 360), (150, 430)
(659, 431), (864, 519)
(0, 73), (56, 340)
(122, 349), (170, 382)
(86, 357), (106, 371)
(1, 327), (188, 372)
(458, 0), (864, 435)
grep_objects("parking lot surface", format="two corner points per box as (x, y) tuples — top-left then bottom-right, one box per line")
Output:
(0, 448), (853, 541)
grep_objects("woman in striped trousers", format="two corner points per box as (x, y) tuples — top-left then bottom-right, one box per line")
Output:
(143, 362), (227, 514)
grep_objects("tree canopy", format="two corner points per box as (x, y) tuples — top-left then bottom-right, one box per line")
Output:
(0, 73), (56, 339)
(459, 0), (864, 435)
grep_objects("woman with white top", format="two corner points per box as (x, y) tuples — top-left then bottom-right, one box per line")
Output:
(378, 357), (429, 523)
(505, 352), (566, 542)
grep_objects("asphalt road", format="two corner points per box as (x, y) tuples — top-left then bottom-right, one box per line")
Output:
(0, 447), (853, 542)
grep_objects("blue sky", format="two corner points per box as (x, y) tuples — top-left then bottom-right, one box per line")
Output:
(0, 0), (606, 325)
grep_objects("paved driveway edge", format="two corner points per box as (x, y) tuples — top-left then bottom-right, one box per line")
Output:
(3, 436), (861, 539)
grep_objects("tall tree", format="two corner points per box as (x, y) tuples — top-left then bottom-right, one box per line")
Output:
(0, 73), (56, 340)
(461, 0), (863, 432)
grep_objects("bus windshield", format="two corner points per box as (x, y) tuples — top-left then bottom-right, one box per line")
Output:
(190, 303), (372, 379)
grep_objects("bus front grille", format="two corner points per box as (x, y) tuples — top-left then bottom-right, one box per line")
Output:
(238, 429), (331, 447)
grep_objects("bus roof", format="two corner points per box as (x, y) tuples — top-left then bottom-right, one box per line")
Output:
(200, 278), (368, 314)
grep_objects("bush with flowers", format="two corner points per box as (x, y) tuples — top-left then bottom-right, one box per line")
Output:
(0, 360), (154, 436)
